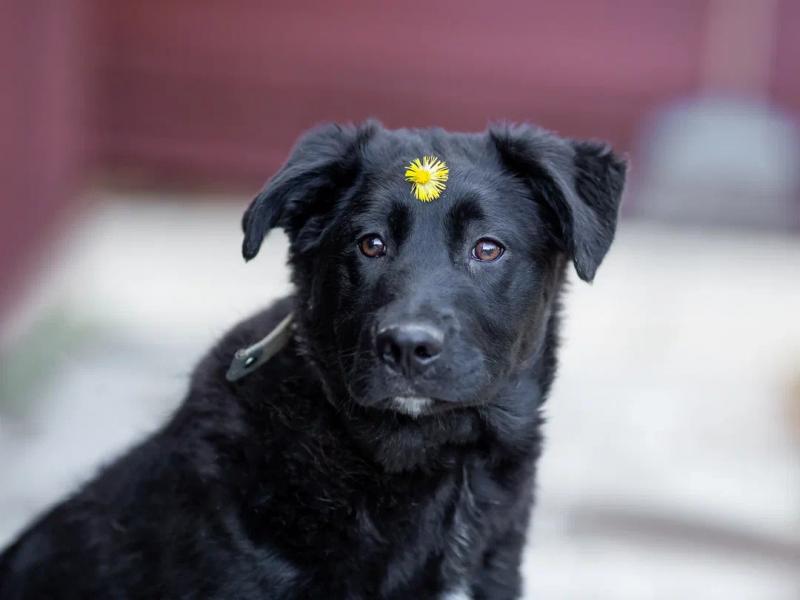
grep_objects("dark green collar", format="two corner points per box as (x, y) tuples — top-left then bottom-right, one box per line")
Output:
(225, 313), (294, 382)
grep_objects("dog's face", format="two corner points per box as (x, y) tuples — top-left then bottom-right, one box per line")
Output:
(242, 122), (625, 419)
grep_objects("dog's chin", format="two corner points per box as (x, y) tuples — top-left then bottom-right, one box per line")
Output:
(369, 395), (473, 419)
(388, 396), (434, 418)
(343, 367), (486, 418)
(344, 383), (451, 418)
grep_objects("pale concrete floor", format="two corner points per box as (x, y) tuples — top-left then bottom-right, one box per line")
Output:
(1, 193), (799, 599)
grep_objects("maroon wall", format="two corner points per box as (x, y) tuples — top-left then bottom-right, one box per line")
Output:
(92, 0), (710, 185)
(0, 0), (89, 314)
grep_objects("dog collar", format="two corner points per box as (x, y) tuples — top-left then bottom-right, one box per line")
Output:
(225, 312), (294, 382)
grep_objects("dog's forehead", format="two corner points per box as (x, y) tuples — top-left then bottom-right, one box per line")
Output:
(365, 127), (487, 172)
(359, 128), (521, 213)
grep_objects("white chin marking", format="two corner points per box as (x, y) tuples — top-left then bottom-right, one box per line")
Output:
(441, 589), (472, 600)
(392, 396), (432, 417)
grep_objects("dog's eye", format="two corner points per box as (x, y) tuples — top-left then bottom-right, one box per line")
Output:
(471, 238), (504, 262)
(358, 234), (386, 258)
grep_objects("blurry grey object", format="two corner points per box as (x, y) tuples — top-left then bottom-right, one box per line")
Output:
(634, 97), (800, 230)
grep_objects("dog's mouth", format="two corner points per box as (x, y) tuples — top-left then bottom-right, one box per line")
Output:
(377, 396), (464, 418)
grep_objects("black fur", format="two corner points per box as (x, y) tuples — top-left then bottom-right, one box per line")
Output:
(0, 122), (625, 599)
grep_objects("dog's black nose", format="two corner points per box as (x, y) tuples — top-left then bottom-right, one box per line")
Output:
(376, 322), (443, 375)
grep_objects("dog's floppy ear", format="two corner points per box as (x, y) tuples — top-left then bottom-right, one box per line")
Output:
(490, 124), (626, 282)
(242, 121), (378, 260)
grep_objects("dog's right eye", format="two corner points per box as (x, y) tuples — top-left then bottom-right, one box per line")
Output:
(471, 238), (504, 262)
(358, 234), (386, 258)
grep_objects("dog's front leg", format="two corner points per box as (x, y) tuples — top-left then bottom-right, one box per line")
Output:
(469, 520), (529, 600)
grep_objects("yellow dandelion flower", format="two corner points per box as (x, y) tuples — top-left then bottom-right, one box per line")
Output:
(404, 155), (449, 201)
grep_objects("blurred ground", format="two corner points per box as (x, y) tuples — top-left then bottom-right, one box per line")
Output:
(1, 192), (799, 599)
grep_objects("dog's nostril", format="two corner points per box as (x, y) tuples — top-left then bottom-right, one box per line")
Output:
(414, 344), (434, 360)
(380, 339), (402, 363)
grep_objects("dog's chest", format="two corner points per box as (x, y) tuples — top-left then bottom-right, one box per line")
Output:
(246, 420), (526, 597)
(363, 461), (507, 598)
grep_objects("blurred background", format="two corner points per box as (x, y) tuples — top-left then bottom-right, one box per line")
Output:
(1, 1), (799, 598)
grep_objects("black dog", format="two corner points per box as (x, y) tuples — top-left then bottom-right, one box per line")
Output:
(0, 121), (625, 599)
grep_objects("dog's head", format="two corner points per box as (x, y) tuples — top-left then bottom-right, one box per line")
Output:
(242, 121), (625, 419)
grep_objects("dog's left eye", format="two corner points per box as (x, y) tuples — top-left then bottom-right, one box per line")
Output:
(358, 234), (387, 258)
(471, 238), (504, 262)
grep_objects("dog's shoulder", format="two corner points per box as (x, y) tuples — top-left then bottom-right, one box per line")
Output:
(0, 297), (307, 598)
